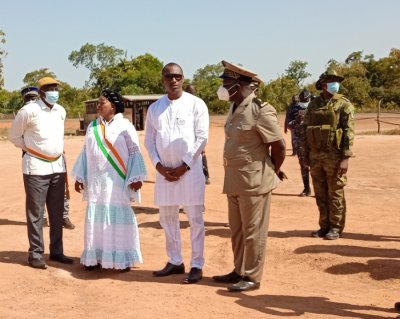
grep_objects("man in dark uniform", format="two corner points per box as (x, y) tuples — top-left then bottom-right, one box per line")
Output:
(21, 86), (39, 103)
(212, 61), (286, 291)
(284, 95), (299, 156)
(287, 89), (312, 196)
(303, 70), (355, 240)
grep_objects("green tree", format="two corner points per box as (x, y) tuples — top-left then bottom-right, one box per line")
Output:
(93, 53), (164, 95)
(258, 76), (299, 112)
(367, 48), (400, 107)
(285, 60), (311, 86)
(0, 30), (6, 88)
(0, 89), (22, 114)
(192, 63), (228, 114)
(68, 43), (125, 85)
(336, 62), (372, 109)
(345, 51), (363, 64)
(23, 68), (56, 87)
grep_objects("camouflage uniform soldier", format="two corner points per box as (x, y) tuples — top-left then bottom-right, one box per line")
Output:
(303, 70), (355, 240)
(287, 89), (311, 196)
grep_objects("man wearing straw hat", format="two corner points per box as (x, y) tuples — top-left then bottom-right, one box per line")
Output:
(9, 77), (73, 269)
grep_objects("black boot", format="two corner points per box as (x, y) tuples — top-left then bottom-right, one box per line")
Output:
(300, 173), (311, 197)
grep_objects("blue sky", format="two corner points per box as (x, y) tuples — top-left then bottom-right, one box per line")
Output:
(1, 0), (399, 91)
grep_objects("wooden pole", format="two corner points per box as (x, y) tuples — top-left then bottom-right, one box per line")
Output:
(377, 99), (382, 133)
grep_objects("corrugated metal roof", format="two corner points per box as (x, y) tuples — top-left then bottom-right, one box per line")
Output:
(85, 94), (164, 103)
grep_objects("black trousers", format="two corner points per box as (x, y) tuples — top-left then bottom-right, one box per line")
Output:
(23, 173), (65, 260)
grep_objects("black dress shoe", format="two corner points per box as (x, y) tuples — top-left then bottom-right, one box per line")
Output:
(29, 259), (47, 269)
(228, 278), (260, 292)
(395, 302), (400, 312)
(299, 189), (311, 197)
(119, 267), (131, 273)
(183, 267), (202, 284)
(153, 262), (185, 277)
(311, 229), (329, 238)
(213, 271), (242, 283)
(49, 254), (74, 264)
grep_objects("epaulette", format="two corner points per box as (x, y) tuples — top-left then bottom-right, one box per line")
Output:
(340, 96), (350, 102)
(253, 97), (266, 108)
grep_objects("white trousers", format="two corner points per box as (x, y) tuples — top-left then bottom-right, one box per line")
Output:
(159, 205), (205, 269)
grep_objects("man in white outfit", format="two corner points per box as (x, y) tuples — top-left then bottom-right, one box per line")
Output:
(145, 62), (209, 284)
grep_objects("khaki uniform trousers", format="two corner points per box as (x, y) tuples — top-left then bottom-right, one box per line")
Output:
(227, 192), (271, 283)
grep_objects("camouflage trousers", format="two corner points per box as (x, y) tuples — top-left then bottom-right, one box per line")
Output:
(309, 150), (347, 233)
(297, 146), (310, 190)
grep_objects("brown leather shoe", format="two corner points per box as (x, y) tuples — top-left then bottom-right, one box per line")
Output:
(29, 259), (47, 269)
(153, 262), (185, 277)
(183, 267), (202, 284)
(213, 271), (242, 283)
(63, 217), (75, 230)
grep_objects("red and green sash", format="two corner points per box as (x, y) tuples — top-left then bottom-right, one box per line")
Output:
(92, 119), (127, 180)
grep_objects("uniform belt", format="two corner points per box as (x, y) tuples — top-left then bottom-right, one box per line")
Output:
(223, 157), (263, 167)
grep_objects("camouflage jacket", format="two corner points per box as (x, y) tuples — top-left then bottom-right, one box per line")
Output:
(302, 93), (355, 158)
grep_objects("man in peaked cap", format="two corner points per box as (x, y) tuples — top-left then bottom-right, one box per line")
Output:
(213, 60), (286, 291)
(9, 76), (73, 269)
(302, 69), (355, 240)
(21, 87), (39, 103)
(286, 88), (312, 197)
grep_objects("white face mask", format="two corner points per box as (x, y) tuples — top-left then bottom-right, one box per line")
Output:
(299, 101), (309, 108)
(217, 84), (239, 101)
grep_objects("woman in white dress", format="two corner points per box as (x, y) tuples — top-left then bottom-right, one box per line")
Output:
(72, 88), (147, 272)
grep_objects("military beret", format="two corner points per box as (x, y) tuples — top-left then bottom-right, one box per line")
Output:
(37, 77), (60, 89)
(299, 89), (311, 100)
(20, 86), (39, 97)
(220, 60), (263, 83)
(315, 70), (344, 90)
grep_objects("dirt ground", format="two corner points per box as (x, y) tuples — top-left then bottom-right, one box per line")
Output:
(0, 114), (399, 319)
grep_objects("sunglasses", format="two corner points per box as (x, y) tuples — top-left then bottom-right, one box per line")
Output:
(164, 73), (183, 81)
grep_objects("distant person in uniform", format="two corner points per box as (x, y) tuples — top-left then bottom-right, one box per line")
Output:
(303, 69), (355, 240)
(212, 61), (286, 292)
(284, 95), (299, 156)
(185, 84), (211, 185)
(287, 88), (312, 196)
(145, 63), (209, 284)
(21, 86), (39, 103)
(20, 87), (75, 230)
(9, 77), (73, 269)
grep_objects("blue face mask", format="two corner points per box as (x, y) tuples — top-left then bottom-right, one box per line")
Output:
(326, 82), (340, 95)
(44, 91), (59, 104)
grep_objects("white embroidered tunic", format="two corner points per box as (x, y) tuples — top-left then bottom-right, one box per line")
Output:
(144, 92), (209, 206)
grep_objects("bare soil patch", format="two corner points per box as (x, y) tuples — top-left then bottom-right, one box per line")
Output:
(0, 114), (399, 319)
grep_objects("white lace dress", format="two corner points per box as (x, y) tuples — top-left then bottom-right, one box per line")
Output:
(72, 113), (147, 269)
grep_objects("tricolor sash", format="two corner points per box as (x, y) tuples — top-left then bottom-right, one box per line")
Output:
(26, 147), (61, 162)
(92, 118), (127, 180)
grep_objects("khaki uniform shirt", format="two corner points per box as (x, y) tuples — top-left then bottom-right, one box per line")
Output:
(223, 93), (282, 195)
